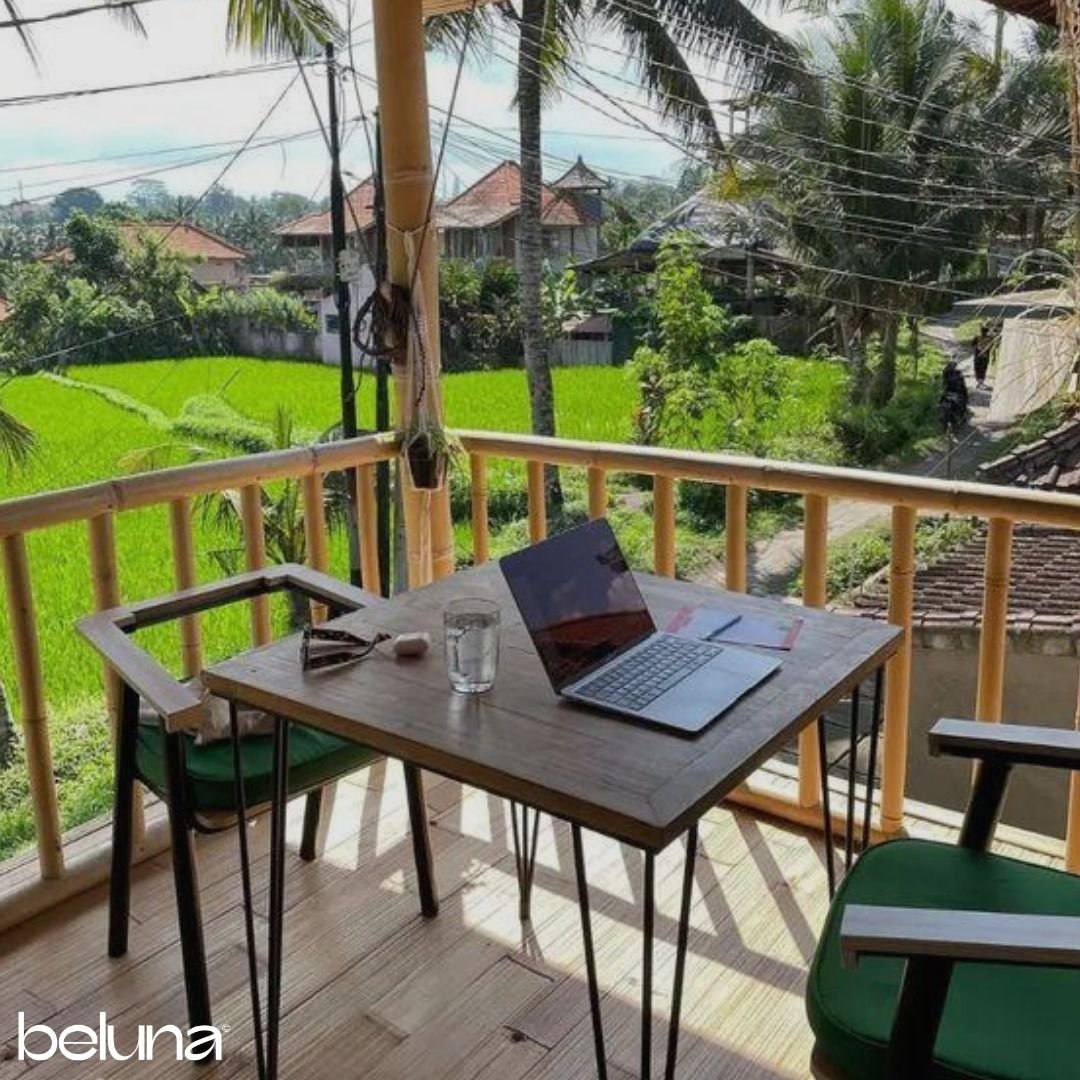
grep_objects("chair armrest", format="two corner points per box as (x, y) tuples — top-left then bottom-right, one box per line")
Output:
(929, 718), (1080, 771)
(841, 904), (1080, 970)
(277, 564), (385, 613)
(76, 613), (203, 732)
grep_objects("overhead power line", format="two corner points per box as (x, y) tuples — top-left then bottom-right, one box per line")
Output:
(0, 0), (162, 30)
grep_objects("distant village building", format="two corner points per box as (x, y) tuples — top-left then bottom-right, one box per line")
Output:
(273, 177), (377, 269)
(440, 158), (607, 269)
(46, 221), (249, 289)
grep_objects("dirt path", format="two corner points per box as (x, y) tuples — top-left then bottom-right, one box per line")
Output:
(694, 317), (1014, 596)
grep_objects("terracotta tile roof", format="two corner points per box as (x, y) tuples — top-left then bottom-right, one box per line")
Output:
(46, 221), (247, 263)
(551, 156), (610, 192)
(978, 417), (1080, 495)
(849, 525), (1080, 633)
(274, 178), (375, 240)
(117, 221), (247, 260)
(982, 0), (1055, 25)
(439, 160), (590, 230)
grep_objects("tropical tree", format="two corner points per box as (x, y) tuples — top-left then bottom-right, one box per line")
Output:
(749, 0), (990, 406)
(433, 0), (801, 508)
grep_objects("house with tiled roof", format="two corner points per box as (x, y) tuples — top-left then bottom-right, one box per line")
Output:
(439, 159), (605, 268)
(274, 177), (376, 268)
(46, 221), (249, 289)
(978, 416), (1080, 494)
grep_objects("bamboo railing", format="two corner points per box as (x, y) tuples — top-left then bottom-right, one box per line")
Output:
(1, 427), (1080, 930)
(456, 430), (1080, 865)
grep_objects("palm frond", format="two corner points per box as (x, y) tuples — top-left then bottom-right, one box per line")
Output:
(0, 407), (34, 472)
(425, 5), (502, 65)
(226, 0), (340, 58)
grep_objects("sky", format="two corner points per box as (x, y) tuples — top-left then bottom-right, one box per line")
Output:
(0, 0), (1031, 210)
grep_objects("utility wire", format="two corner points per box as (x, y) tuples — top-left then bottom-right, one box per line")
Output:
(0, 0), (162, 30)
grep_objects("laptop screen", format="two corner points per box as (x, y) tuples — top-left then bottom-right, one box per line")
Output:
(500, 519), (655, 691)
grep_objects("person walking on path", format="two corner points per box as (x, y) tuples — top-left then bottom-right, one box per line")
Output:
(972, 322), (994, 389)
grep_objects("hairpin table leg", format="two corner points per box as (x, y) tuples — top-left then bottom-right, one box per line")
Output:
(510, 800), (540, 922)
(862, 667), (885, 852)
(817, 716), (837, 898)
(571, 822), (699, 1080)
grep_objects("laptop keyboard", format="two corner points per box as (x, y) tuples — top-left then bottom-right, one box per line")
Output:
(574, 634), (723, 712)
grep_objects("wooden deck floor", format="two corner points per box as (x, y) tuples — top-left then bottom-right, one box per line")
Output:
(0, 763), (1059, 1080)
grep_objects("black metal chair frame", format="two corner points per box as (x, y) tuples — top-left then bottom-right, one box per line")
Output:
(78, 565), (439, 1034)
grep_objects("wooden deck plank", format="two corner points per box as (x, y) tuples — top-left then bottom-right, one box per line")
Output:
(0, 770), (1062, 1080)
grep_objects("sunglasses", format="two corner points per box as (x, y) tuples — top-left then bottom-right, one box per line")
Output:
(300, 625), (391, 672)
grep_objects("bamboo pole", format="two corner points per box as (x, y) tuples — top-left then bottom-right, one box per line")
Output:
(975, 517), (1013, 723)
(725, 484), (748, 593)
(587, 466), (607, 520)
(527, 460), (547, 544)
(653, 474), (676, 578)
(470, 454), (490, 565)
(372, 0), (448, 589)
(168, 497), (202, 678)
(302, 473), (330, 624)
(1066, 683), (1080, 872)
(2, 534), (63, 879)
(239, 484), (271, 646)
(799, 493), (829, 808)
(356, 464), (382, 596)
(88, 513), (145, 849)
(880, 505), (917, 834)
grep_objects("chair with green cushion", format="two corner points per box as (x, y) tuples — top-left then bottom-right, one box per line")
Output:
(78, 565), (439, 1035)
(808, 717), (1080, 1080)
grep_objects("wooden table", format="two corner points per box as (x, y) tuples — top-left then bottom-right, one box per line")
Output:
(204, 563), (902, 1080)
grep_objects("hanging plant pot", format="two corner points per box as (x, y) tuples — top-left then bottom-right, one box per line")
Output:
(406, 431), (448, 491)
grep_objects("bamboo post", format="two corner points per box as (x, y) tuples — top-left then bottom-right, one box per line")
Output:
(587, 466), (607, 520)
(725, 484), (748, 593)
(356, 464), (382, 596)
(2, 534), (63, 879)
(653, 474), (676, 578)
(880, 505), (917, 834)
(527, 460), (547, 544)
(239, 484), (271, 646)
(372, 0), (448, 589)
(975, 517), (1013, 723)
(799, 493), (829, 808)
(88, 513), (146, 849)
(168, 497), (202, 677)
(302, 474), (330, 624)
(470, 454), (490, 565)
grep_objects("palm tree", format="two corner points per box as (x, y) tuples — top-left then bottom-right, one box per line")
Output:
(433, 0), (800, 509)
(749, 0), (988, 405)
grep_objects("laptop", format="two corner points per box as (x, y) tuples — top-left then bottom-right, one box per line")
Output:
(499, 519), (781, 735)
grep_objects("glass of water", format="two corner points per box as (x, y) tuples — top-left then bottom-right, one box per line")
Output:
(444, 598), (500, 694)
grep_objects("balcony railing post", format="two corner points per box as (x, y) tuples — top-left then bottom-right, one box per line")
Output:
(587, 466), (607, 520)
(431, 484), (456, 582)
(725, 484), (748, 593)
(302, 473), (330, 624)
(88, 512), (145, 850)
(527, 460), (547, 543)
(799, 493), (829, 808)
(168, 497), (202, 678)
(975, 517), (1013, 723)
(240, 484), (272, 646)
(881, 505), (917, 835)
(653, 475), (676, 578)
(470, 454), (490, 565)
(2, 533), (63, 879)
(356, 463), (382, 596)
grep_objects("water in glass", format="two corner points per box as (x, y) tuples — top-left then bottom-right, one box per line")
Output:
(444, 599), (500, 693)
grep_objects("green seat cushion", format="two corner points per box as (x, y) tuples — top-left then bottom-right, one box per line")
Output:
(808, 838), (1080, 1080)
(136, 719), (380, 814)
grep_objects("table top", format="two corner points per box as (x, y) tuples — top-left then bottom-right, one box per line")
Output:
(203, 563), (902, 852)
